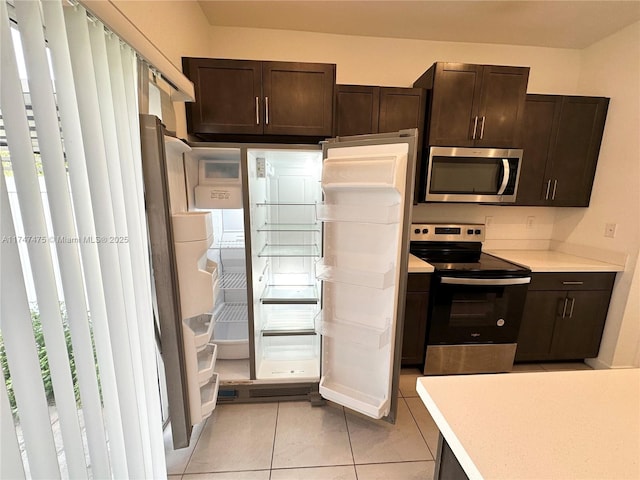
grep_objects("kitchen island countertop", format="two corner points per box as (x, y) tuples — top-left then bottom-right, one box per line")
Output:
(416, 369), (640, 480)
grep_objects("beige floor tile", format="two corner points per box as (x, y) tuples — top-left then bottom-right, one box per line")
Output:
(511, 363), (545, 372)
(182, 471), (270, 480)
(399, 368), (423, 398)
(168, 476), (182, 480)
(540, 362), (592, 371)
(165, 420), (206, 475)
(270, 465), (357, 480)
(272, 401), (353, 469)
(404, 397), (440, 457)
(356, 461), (435, 480)
(185, 403), (278, 473)
(346, 398), (432, 464)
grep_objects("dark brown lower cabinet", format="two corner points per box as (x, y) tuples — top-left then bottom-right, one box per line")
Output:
(515, 272), (615, 362)
(402, 273), (431, 366)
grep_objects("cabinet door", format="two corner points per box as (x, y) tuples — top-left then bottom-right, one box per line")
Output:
(401, 291), (429, 366)
(262, 62), (335, 136)
(475, 65), (529, 148)
(549, 291), (611, 359)
(334, 85), (380, 136)
(546, 96), (609, 206)
(378, 87), (427, 135)
(183, 58), (263, 134)
(515, 95), (561, 205)
(428, 63), (482, 147)
(514, 291), (559, 362)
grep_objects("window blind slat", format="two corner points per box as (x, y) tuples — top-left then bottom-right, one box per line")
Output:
(40, 2), (130, 477)
(106, 36), (167, 477)
(63, 5), (147, 477)
(13, 2), (112, 477)
(0, 3), (87, 478)
(0, 174), (59, 479)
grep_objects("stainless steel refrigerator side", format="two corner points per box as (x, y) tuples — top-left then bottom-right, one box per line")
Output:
(139, 114), (192, 448)
(239, 146), (257, 380)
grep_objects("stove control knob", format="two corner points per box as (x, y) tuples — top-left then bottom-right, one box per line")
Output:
(497, 319), (505, 327)
(422, 228), (429, 234)
(475, 229), (482, 235)
(467, 229), (474, 235)
(414, 228), (421, 234)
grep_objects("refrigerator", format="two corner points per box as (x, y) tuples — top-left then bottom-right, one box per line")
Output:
(140, 114), (417, 448)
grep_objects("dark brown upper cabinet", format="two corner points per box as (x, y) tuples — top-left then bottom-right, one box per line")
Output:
(413, 62), (529, 148)
(334, 85), (426, 137)
(183, 58), (336, 138)
(516, 94), (609, 207)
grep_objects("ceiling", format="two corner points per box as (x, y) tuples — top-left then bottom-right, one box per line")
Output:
(197, 0), (640, 49)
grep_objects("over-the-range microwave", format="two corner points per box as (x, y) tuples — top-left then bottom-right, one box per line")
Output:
(424, 146), (524, 203)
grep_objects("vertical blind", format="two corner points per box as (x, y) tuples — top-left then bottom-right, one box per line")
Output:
(0, 1), (166, 478)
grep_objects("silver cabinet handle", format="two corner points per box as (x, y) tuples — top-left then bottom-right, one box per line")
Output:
(441, 276), (531, 286)
(552, 179), (558, 200)
(562, 281), (584, 285)
(545, 180), (551, 200)
(567, 297), (575, 318)
(265, 96), (269, 125)
(472, 116), (478, 140)
(480, 116), (486, 139)
(255, 96), (260, 125)
(562, 297), (569, 318)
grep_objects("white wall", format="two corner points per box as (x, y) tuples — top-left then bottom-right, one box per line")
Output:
(555, 22), (640, 368)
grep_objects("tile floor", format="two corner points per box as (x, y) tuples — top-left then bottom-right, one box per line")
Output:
(165, 362), (591, 480)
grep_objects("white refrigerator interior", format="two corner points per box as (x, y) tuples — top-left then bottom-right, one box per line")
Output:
(186, 147), (250, 381)
(247, 148), (323, 381)
(317, 142), (409, 419)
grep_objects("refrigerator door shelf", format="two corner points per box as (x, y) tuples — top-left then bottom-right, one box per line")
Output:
(183, 313), (215, 351)
(315, 202), (400, 224)
(197, 343), (218, 385)
(197, 373), (220, 423)
(257, 244), (320, 257)
(322, 154), (405, 192)
(319, 310), (392, 349)
(261, 285), (319, 304)
(319, 377), (389, 419)
(316, 256), (395, 290)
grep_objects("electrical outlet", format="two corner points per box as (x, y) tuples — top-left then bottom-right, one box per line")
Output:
(526, 216), (535, 228)
(604, 223), (617, 238)
(485, 216), (493, 227)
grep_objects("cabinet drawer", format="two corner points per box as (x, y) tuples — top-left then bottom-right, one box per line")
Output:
(528, 272), (615, 291)
(407, 273), (431, 292)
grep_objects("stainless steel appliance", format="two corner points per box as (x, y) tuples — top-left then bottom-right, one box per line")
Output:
(410, 223), (531, 375)
(424, 147), (523, 203)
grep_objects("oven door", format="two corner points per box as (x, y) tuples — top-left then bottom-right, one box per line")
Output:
(428, 275), (531, 345)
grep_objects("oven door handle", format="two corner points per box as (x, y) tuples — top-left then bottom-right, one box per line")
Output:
(440, 276), (531, 286)
(497, 158), (510, 195)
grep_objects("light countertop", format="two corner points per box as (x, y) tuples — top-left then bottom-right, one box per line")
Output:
(408, 253), (435, 273)
(416, 369), (640, 480)
(485, 249), (624, 272)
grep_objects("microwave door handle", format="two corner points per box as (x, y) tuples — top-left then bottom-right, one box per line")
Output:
(497, 159), (510, 195)
(440, 276), (532, 286)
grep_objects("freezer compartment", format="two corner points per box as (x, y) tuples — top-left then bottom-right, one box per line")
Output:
(256, 335), (320, 381)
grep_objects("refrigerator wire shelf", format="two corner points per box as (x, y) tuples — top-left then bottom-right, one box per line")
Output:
(212, 231), (245, 249)
(219, 272), (247, 290)
(214, 303), (247, 324)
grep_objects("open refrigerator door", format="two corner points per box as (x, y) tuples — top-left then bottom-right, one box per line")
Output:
(317, 130), (417, 421)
